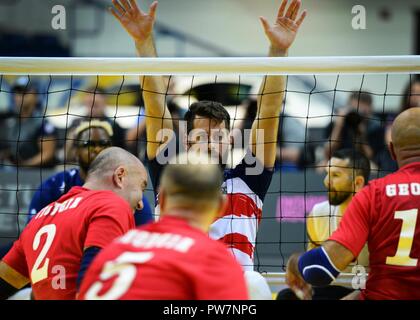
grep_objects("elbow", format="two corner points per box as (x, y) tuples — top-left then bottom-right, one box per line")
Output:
(297, 247), (340, 287)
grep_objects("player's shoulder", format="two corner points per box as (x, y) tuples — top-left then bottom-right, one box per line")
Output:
(310, 200), (331, 216)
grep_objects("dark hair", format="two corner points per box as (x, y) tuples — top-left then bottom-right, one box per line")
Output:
(349, 91), (373, 106)
(184, 101), (230, 133)
(331, 148), (371, 184)
(400, 78), (420, 111)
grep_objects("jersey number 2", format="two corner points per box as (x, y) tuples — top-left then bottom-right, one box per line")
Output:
(386, 209), (419, 267)
(31, 224), (57, 284)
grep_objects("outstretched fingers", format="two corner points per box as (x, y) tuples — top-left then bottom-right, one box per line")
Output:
(111, 0), (126, 16)
(296, 9), (307, 27)
(149, 1), (158, 19)
(284, 0), (298, 20)
(276, 0), (288, 20)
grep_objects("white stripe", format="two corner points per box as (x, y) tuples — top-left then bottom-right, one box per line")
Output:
(1, 56), (419, 75)
(302, 265), (336, 282)
(223, 177), (263, 209)
(230, 248), (254, 272)
(321, 246), (341, 273)
(209, 214), (258, 244)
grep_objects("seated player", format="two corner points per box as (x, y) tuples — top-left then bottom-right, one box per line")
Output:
(110, 0), (306, 271)
(28, 120), (153, 226)
(286, 107), (420, 300)
(79, 153), (248, 300)
(277, 149), (370, 300)
(0, 147), (147, 299)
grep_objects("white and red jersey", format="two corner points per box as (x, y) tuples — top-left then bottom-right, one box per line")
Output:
(149, 150), (273, 271)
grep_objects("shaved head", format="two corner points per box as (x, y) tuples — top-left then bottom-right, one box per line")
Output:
(87, 147), (143, 177)
(390, 107), (420, 167)
(85, 147), (147, 210)
(160, 153), (224, 212)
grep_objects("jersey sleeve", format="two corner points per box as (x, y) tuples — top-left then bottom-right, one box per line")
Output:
(84, 198), (134, 249)
(329, 186), (372, 258)
(195, 245), (248, 300)
(1, 238), (30, 288)
(230, 149), (273, 201)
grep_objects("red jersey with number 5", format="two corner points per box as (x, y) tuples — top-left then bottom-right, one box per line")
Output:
(78, 216), (248, 300)
(2, 186), (135, 300)
(329, 162), (420, 300)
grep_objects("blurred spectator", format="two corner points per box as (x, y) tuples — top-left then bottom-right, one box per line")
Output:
(234, 98), (308, 170)
(71, 87), (126, 149)
(0, 77), (57, 168)
(276, 114), (307, 171)
(324, 91), (384, 164)
(399, 77), (420, 111)
(376, 78), (420, 173)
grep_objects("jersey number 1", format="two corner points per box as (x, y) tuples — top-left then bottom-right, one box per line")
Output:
(386, 209), (419, 267)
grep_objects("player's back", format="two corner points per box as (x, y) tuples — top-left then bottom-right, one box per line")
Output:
(79, 216), (248, 300)
(363, 162), (420, 299)
(11, 186), (134, 299)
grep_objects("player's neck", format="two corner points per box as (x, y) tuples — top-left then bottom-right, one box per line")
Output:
(339, 196), (352, 212)
(162, 209), (209, 233)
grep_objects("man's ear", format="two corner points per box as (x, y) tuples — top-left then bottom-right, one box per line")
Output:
(354, 176), (365, 192)
(388, 141), (397, 161)
(112, 166), (126, 189)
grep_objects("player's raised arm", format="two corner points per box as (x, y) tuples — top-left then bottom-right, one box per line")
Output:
(253, 0), (306, 168)
(110, 0), (173, 160)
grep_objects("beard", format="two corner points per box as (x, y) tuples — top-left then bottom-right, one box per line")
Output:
(328, 189), (352, 206)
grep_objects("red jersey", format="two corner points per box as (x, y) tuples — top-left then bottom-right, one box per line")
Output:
(78, 216), (249, 300)
(330, 162), (420, 300)
(2, 186), (135, 300)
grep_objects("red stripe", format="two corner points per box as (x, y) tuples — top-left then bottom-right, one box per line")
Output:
(219, 193), (262, 223)
(218, 233), (254, 258)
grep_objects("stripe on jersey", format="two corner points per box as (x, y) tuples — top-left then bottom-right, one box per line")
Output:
(219, 233), (254, 259)
(223, 177), (263, 209)
(222, 193), (262, 223)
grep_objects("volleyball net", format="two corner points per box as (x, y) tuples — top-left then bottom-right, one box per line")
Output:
(0, 56), (419, 290)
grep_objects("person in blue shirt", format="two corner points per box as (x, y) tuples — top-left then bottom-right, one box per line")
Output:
(27, 119), (153, 226)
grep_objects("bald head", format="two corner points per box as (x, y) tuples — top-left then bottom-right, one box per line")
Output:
(85, 147), (147, 211)
(390, 107), (420, 166)
(87, 147), (143, 178)
(160, 153), (223, 211)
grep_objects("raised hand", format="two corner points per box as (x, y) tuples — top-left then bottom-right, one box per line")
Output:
(109, 0), (158, 43)
(260, 0), (307, 53)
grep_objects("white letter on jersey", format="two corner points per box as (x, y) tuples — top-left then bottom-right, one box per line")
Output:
(51, 265), (66, 290)
(51, 5), (66, 30)
(386, 184), (397, 197)
(411, 183), (420, 196)
(398, 184), (410, 196)
(351, 5), (366, 30)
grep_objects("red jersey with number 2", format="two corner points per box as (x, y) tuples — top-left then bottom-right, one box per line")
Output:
(2, 186), (135, 300)
(329, 162), (420, 300)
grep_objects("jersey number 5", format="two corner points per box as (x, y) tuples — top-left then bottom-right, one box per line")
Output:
(31, 224), (57, 284)
(84, 252), (154, 300)
(386, 209), (419, 267)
